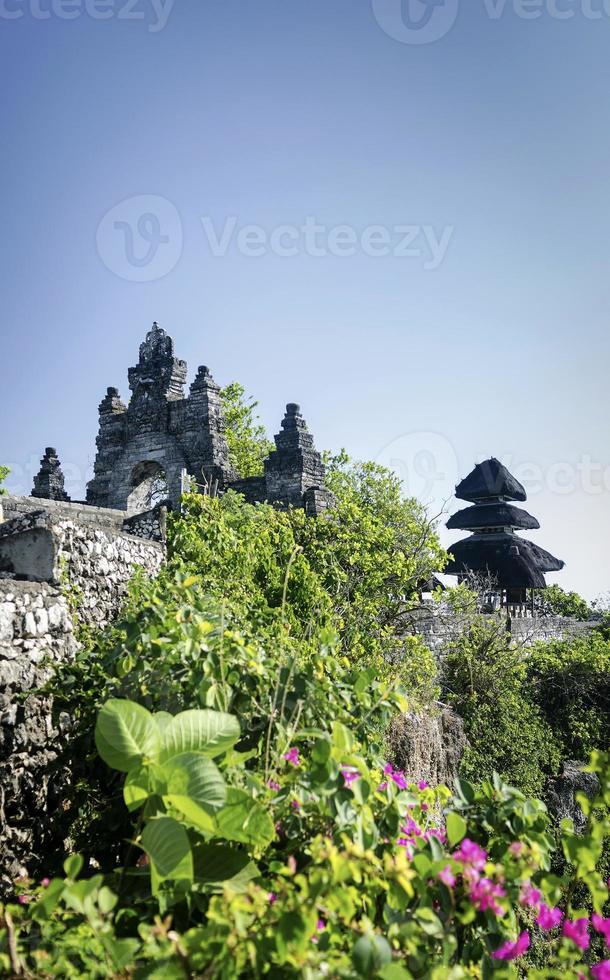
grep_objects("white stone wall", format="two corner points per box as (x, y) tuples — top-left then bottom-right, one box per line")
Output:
(0, 581), (76, 886)
(0, 501), (166, 886)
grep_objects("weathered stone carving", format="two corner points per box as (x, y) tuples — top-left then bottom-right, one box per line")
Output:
(81, 323), (332, 516)
(31, 448), (70, 503)
(86, 323), (235, 512)
(233, 403), (333, 514)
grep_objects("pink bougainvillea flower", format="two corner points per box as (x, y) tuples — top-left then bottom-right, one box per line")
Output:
(40, 877), (50, 888)
(593, 915), (610, 946)
(519, 882), (543, 908)
(377, 780), (389, 792)
(438, 865), (456, 888)
(537, 904), (563, 930)
(396, 839), (414, 859)
(468, 877), (506, 916)
(268, 892), (277, 905)
(267, 779), (280, 791)
(316, 919), (325, 931)
(417, 780), (428, 790)
(274, 820), (283, 834)
(453, 838), (487, 871)
(429, 827), (447, 844)
(591, 962), (610, 980)
(402, 818), (422, 838)
(18, 895), (30, 905)
(492, 931), (530, 961)
(291, 799), (301, 810)
(421, 802), (429, 812)
(283, 747), (300, 766)
(563, 918), (590, 950)
(340, 767), (361, 787)
(384, 763), (408, 790)
(508, 841), (524, 857)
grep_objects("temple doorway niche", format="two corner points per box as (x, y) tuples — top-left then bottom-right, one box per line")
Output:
(127, 461), (169, 514)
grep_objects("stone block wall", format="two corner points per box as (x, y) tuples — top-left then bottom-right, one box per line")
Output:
(509, 616), (595, 646)
(407, 600), (595, 656)
(0, 580), (76, 885)
(0, 497), (164, 628)
(0, 499), (166, 884)
(405, 603), (482, 658)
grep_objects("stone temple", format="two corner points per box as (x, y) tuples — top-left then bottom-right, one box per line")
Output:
(41, 322), (333, 516)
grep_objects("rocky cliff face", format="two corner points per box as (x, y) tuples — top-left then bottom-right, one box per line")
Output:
(387, 706), (467, 789)
(546, 761), (600, 834)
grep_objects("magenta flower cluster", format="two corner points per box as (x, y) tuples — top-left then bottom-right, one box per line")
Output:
(451, 839), (506, 918)
(379, 763), (408, 791)
(340, 766), (361, 788)
(492, 931), (530, 961)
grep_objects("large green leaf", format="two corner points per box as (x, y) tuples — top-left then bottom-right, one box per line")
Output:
(159, 709), (240, 761)
(352, 935), (392, 976)
(140, 816), (193, 888)
(123, 767), (151, 812)
(446, 812), (467, 847)
(192, 842), (259, 892)
(161, 753), (227, 833)
(95, 700), (160, 773)
(215, 788), (275, 848)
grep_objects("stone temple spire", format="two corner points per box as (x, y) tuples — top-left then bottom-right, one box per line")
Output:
(127, 321), (187, 406)
(32, 447), (70, 502)
(264, 403), (328, 510)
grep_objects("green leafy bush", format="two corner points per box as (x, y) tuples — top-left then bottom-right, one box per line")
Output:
(527, 633), (610, 763)
(442, 618), (561, 796)
(220, 382), (274, 478)
(3, 694), (610, 976)
(537, 585), (592, 621)
(0, 465), (9, 496)
(169, 451), (446, 676)
(49, 572), (412, 871)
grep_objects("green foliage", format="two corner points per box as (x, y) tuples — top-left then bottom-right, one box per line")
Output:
(527, 632), (610, 762)
(0, 464), (9, 495)
(220, 382), (274, 478)
(443, 615), (610, 802)
(4, 432), (610, 975)
(537, 585), (592, 621)
(6, 383), (607, 975)
(4, 708), (610, 976)
(304, 453), (447, 671)
(168, 452), (445, 681)
(168, 492), (335, 651)
(50, 572), (411, 868)
(443, 618), (561, 796)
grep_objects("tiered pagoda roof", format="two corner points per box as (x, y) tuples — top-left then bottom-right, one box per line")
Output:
(446, 457), (564, 590)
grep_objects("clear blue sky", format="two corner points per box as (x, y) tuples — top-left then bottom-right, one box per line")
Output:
(1, 0), (609, 599)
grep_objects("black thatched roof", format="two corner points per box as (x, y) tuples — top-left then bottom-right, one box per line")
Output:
(447, 503), (540, 532)
(455, 458), (527, 503)
(526, 541), (565, 573)
(446, 533), (564, 589)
